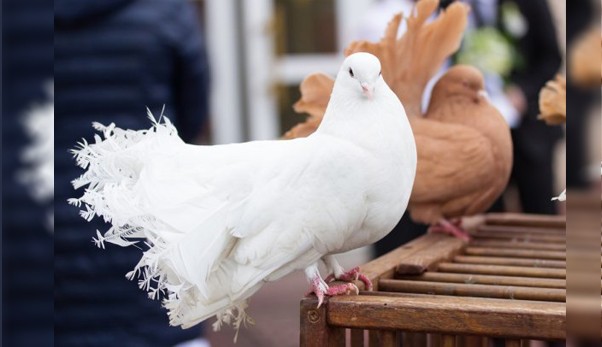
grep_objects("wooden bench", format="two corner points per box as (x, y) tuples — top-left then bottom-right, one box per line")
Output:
(300, 213), (567, 346)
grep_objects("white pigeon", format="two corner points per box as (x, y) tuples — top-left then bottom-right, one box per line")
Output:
(70, 52), (417, 334)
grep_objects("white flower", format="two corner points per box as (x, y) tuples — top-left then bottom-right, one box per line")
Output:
(502, 2), (528, 38)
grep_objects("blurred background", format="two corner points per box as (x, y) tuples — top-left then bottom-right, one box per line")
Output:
(197, 0), (571, 210)
(2, 0), (599, 346)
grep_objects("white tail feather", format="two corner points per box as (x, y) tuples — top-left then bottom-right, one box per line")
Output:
(70, 112), (257, 336)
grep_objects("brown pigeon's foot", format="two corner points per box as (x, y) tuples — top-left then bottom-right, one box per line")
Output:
(325, 266), (373, 291)
(429, 218), (471, 242)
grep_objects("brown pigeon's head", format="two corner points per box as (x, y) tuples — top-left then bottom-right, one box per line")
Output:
(432, 65), (486, 102)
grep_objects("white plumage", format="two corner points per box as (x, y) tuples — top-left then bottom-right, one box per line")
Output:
(70, 53), (416, 333)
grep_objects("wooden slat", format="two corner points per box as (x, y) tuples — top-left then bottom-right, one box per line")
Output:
(437, 263), (566, 278)
(325, 294), (566, 340)
(453, 255), (566, 268)
(477, 224), (565, 235)
(470, 240), (565, 251)
(378, 279), (566, 301)
(457, 336), (486, 347)
(374, 330), (397, 347)
(441, 335), (456, 347)
(485, 213), (565, 228)
(300, 299), (344, 347)
(505, 340), (521, 347)
(350, 329), (364, 347)
(402, 332), (427, 347)
(465, 247), (565, 260)
(395, 235), (465, 275)
(429, 334), (442, 347)
(473, 230), (565, 243)
(396, 272), (565, 288)
(358, 233), (462, 290)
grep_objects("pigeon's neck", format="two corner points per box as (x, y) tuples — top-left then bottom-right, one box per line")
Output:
(316, 88), (412, 154)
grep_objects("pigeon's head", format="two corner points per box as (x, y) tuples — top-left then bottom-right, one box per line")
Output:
(337, 52), (382, 100)
(433, 65), (487, 102)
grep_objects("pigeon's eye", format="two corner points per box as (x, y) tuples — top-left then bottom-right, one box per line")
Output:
(348, 68), (354, 77)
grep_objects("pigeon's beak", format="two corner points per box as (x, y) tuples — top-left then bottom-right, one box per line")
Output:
(361, 82), (374, 100)
(477, 89), (489, 100)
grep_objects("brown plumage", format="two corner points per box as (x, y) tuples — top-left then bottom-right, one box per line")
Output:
(569, 27), (601, 87)
(409, 66), (512, 226)
(538, 74), (566, 126)
(538, 75), (566, 201)
(284, 0), (514, 238)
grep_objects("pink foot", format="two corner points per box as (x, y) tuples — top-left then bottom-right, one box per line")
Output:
(306, 280), (360, 307)
(326, 283), (359, 296)
(324, 266), (373, 291)
(306, 276), (328, 307)
(428, 218), (471, 242)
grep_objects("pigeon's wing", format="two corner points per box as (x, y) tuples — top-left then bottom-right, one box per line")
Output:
(71, 118), (370, 326)
(159, 135), (372, 325)
(410, 118), (496, 204)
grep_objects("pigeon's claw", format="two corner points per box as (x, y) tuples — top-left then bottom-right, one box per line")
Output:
(306, 276), (327, 307)
(326, 283), (359, 296)
(307, 273), (363, 307)
(429, 218), (471, 242)
(357, 273), (373, 291)
(329, 266), (374, 291)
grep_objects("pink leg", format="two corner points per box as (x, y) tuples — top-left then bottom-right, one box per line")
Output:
(428, 218), (471, 242)
(306, 277), (359, 307)
(306, 276), (327, 307)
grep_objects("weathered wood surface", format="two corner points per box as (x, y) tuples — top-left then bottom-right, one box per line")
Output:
(468, 240), (565, 251)
(441, 334), (456, 347)
(379, 278), (566, 301)
(357, 233), (464, 289)
(464, 247), (565, 260)
(505, 340), (521, 347)
(453, 255), (566, 268)
(349, 329), (363, 347)
(436, 262), (566, 278)
(325, 294), (566, 340)
(396, 272), (566, 288)
(477, 224), (565, 235)
(370, 330), (399, 347)
(300, 213), (569, 344)
(402, 332), (427, 347)
(485, 213), (565, 228)
(300, 299), (344, 347)
(456, 335), (488, 347)
(394, 234), (465, 275)
(472, 232), (565, 243)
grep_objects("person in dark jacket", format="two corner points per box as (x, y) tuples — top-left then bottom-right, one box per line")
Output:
(498, 0), (562, 214)
(3, 1), (54, 346)
(54, 0), (210, 346)
(566, 0), (599, 189)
